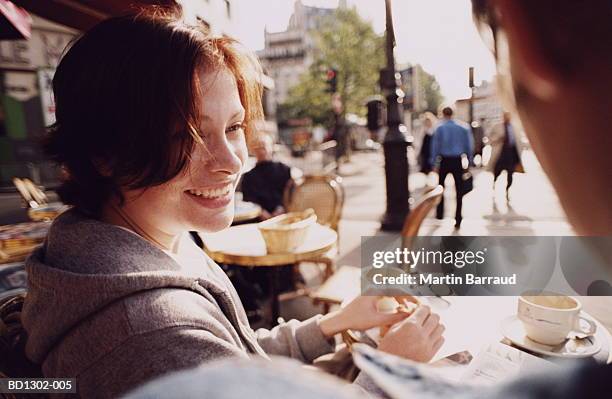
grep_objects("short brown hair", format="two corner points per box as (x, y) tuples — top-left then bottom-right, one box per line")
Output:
(472, 0), (612, 72)
(46, 7), (263, 215)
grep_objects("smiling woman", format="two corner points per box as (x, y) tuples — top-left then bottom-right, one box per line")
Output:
(19, 6), (444, 399)
(44, 7), (263, 233)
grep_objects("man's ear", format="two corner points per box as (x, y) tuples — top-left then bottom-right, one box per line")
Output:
(495, 0), (563, 100)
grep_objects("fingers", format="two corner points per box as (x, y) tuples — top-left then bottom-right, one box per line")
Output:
(422, 312), (440, 335)
(380, 311), (411, 326)
(432, 323), (445, 340)
(432, 336), (445, 354)
(393, 295), (420, 305)
(408, 304), (430, 325)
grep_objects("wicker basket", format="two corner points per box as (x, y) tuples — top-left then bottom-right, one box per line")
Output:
(258, 209), (317, 254)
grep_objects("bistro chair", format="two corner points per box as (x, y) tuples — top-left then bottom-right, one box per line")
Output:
(22, 179), (48, 207)
(12, 178), (39, 209)
(281, 174), (344, 311)
(309, 185), (444, 311)
(283, 174), (344, 237)
(401, 185), (444, 250)
(283, 174), (344, 276)
(0, 291), (43, 388)
(12, 177), (67, 222)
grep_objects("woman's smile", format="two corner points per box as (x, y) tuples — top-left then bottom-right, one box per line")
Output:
(185, 182), (234, 209)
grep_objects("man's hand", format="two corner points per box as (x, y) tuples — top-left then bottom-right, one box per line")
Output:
(378, 305), (445, 363)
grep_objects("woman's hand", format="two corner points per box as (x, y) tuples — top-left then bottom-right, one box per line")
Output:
(378, 304), (445, 363)
(317, 296), (417, 337)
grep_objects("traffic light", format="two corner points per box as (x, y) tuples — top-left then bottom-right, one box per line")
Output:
(367, 98), (384, 131)
(325, 68), (338, 93)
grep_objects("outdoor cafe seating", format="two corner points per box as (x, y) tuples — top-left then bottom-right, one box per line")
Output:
(200, 172), (345, 324)
(310, 185), (444, 310)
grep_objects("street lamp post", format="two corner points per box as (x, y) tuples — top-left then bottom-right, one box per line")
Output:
(468, 66), (475, 127)
(380, 0), (411, 231)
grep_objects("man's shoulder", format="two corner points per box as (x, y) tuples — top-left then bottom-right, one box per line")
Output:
(451, 119), (470, 131)
(272, 160), (291, 169)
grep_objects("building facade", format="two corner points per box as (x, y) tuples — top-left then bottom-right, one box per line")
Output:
(454, 79), (504, 132)
(0, 1), (236, 190)
(0, 15), (76, 189)
(257, 0), (345, 119)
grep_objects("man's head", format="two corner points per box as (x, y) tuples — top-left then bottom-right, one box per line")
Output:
(252, 134), (274, 162)
(472, 0), (612, 234)
(441, 107), (454, 119)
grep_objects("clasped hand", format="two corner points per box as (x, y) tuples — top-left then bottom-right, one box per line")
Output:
(318, 295), (445, 363)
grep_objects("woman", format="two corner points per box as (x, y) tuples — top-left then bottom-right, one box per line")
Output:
(21, 8), (444, 398)
(486, 112), (523, 201)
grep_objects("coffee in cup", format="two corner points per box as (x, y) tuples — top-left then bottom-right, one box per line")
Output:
(518, 292), (597, 345)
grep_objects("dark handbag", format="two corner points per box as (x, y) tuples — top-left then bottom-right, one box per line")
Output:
(461, 170), (473, 196)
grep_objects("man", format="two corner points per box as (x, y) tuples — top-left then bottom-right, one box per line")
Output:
(240, 134), (291, 220)
(487, 111), (522, 200)
(430, 107), (474, 229)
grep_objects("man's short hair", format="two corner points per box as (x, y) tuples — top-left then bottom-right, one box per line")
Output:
(442, 107), (453, 117)
(472, 0), (612, 71)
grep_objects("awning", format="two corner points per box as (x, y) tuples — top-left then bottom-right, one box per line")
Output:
(0, 0), (31, 40)
(13, 0), (174, 31)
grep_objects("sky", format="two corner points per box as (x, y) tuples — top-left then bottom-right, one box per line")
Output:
(233, 0), (496, 102)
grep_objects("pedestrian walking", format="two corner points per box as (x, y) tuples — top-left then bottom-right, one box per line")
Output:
(418, 112), (437, 174)
(487, 111), (523, 201)
(430, 107), (474, 228)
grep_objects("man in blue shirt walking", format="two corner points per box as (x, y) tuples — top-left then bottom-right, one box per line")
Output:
(430, 107), (474, 228)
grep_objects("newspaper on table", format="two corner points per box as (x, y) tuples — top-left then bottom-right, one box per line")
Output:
(352, 341), (556, 399)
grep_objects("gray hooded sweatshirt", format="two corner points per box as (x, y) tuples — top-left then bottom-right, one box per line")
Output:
(22, 210), (335, 398)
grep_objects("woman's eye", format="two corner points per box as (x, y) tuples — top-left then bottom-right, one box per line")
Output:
(226, 123), (245, 135)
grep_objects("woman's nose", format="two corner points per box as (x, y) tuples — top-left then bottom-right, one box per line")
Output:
(206, 137), (244, 175)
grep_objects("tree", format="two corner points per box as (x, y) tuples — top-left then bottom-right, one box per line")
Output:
(280, 8), (384, 126)
(400, 64), (444, 114)
(418, 66), (444, 114)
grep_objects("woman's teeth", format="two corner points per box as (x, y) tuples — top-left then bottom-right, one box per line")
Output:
(188, 185), (232, 199)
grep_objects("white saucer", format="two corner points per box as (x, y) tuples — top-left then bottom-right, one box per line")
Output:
(501, 315), (601, 358)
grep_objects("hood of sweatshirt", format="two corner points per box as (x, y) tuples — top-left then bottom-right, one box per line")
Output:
(22, 209), (224, 364)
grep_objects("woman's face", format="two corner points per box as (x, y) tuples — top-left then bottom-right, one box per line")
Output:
(121, 68), (247, 237)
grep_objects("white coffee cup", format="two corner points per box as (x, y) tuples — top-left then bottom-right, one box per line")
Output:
(517, 292), (597, 345)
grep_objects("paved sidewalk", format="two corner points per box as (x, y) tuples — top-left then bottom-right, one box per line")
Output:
(333, 149), (573, 267)
(279, 149), (612, 332)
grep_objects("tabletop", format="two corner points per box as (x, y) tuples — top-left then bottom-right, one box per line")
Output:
(427, 296), (612, 364)
(233, 200), (262, 223)
(201, 222), (337, 267)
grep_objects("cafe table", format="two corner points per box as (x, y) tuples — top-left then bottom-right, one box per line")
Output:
(353, 295), (611, 371)
(201, 222), (337, 322)
(428, 296), (611, 364)
(232, 200), (262, 224)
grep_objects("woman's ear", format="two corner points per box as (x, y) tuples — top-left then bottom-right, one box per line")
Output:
(495, 0), (563, 100)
